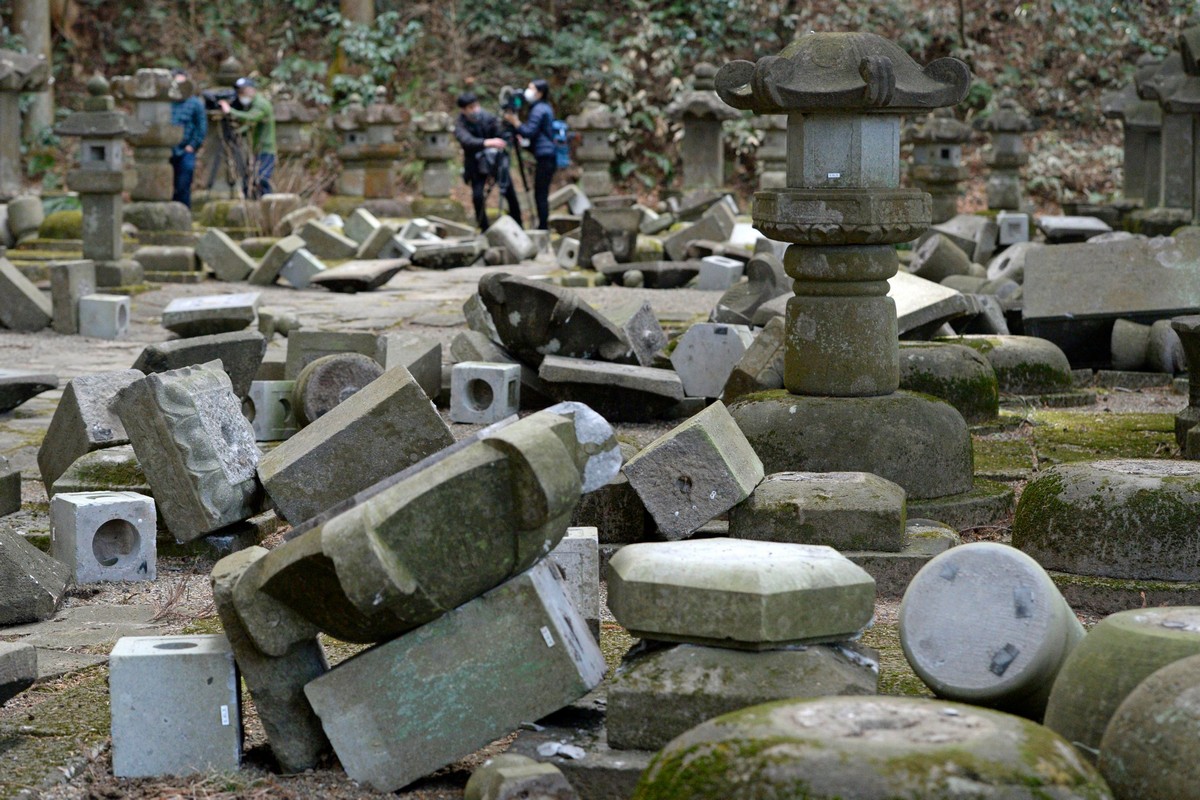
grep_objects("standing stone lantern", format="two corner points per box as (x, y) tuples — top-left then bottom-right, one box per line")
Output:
(332, 95), (370, 198)
(0, 49), (51, 202)
(274, 98), (320, 159)
(55, 75), (145, 286)
(411, 111), (466, 221)
(665, 63), (739, 192)
(906, 107), (972, 223)
(331, 93), (406, 215)
(1131, 52), (1191, 235)
(757, 115), (788, 190)
(198, 56), (244, 202)
(718, 32), (987, 512)
(1163, 26), (1200, 227)
(567, 92), (618, 198)
(1132, 56), (1166, 209)
(974, 97), (1034, 212)
(1101, 56), (1164, 207)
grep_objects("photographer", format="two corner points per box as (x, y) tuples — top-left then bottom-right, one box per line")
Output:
(504, 79), (556, 230)
(218, 77), (275, 199)
(169, 69), (206, 208)
(455, 91), (522, 232)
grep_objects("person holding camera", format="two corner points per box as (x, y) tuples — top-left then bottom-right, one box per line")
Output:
(218, 77), (275, 199)
(169, 69), (207, 208)
(504, 79), (556, 230)
(455, 91), (523, 232)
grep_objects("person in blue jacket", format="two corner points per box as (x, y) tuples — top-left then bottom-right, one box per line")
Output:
(169, 69), (207, 208)
(504, 78), (556, 230)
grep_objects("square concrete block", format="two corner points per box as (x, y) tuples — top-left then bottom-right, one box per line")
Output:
(377, 333), (442, 399)
(670, 322), (756, 398)
(450, 362), (521, 424)
(110, 634), (241, 778)
(698, 255), (745, 290)
(280, 248), (325, 289)
(997, 210), (1030, 245)
(344, 208), (382, 244)
(547, 526), (600, 641)
(355, 222), (400, 259)
(298, 220), (358, 260)
(247, 380), (298, 441)
(51, 491), (156, 583)
(49, 260), (97, 335)
(195, 228), (256, 282)
(78, 294), (131, 339)
(556, 236), (581, 269)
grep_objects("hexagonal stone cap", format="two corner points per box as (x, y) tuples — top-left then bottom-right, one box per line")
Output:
(608, 538), (875, 649)
(715, 32), (970, 115)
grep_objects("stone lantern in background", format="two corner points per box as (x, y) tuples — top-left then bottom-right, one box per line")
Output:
(665, 63), (740, 192)
(756, 115), (788, 190)
(411, 111), (466, 221)
(906, 107), (972, 223)
(1101, 56), (1164, 207)
(330, 91), (407, 216)
(275, 98), (320, 159)
(975, 96), (1035, 212)
(567, 92), (618, 198)
(0, 49), (50, 202)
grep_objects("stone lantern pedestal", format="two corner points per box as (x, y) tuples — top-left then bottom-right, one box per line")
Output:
(906, 108), (972, 224)
(411, 111), (466, 222)
(55, 75), (145, 286)
(718, 33), (1004, 519)
(0, 49), (50, 202)
(666, 63), (739, 192)
(975, 97), (1034, 212)
(567, 92), (618, 198)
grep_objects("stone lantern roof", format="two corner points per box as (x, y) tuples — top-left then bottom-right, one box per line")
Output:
(111, 68), (181, 102)
(215, 56), (243, 88)
(567, 92), (617, 130)
(1142, 52), (1185, 103)
(55, 75), (146, 138)
(665, 63), (739, 121)
(1163, 25), (1200, 113)
(714, 32), (969, 114)
(906, 107), (972, 145)
(275, 99), (320, 123)
(414, 111), (453, 133)
(0, 48), (50, 91)
(974, 97), (1035, 134)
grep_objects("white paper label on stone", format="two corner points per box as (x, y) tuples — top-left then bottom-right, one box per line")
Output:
(828, 172), (841, 178)
(540, 626), (556, 648)
(220, 704), (230, 726)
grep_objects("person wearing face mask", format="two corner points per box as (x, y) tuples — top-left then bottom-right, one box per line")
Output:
(455, 91), (523, 232)
(503, 79), (556, 230)
(218, 77), (276, 199)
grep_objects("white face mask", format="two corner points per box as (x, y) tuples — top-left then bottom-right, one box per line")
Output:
(524, 87), (537, 103)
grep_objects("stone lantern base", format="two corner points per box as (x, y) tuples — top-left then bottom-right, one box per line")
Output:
(411, 197), (467, 223)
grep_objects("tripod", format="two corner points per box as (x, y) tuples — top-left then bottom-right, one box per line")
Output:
(204, 114), (251, 197)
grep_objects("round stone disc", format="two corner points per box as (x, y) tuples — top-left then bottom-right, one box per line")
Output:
(292, 352), (383, 427)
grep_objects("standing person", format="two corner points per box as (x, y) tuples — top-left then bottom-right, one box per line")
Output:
(504, 78), (556, 230)
(169, 68), (206, 208)
(455, 91), (522, 232)
(218, 77), (275, 199)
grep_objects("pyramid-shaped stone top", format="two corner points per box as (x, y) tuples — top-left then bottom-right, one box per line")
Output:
(1165, 25), (1200, 112)
(567, 92), (617, 131)
(666, 63), (740, 121)
(974, 97), (1035, 133)
(0, 48), (50, 92)
(714, 31), (970, 115)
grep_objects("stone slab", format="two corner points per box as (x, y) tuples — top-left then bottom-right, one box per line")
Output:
(0, 368), (58, 414)
(131, 331), (267, 399)
(0, 255), (52, 331)
(37, 370), (142, 494)
(308, 258), (407, 293)
(195, 228), (256, 282)
(538, 356), (684, 422)
(0, 526), (72, 626)
(161, 292), (260, 338)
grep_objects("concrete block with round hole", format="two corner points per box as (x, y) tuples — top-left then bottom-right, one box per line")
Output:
(50, 491), (156, 583)
(450, 362), (521, 424)
(78, 293), (130, 339)
(246, 380), (298, 441)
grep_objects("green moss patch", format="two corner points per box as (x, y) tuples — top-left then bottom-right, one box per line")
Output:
(1030, 410), (1176, 465)
(972, 437), (1036, 479)
(860, 622), (931, 698)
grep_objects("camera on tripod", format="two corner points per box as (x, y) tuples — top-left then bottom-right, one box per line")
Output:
(498, 85), (525, 115)
(201, 87), (237, 112)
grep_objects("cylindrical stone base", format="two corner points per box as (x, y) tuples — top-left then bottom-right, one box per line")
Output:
(785, 294), (899, 396)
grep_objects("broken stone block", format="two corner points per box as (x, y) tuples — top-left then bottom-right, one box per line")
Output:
(595, 259), (702, 289)
(986, 240), (1042, 284)
(723, 315), (786, 401)
(451, 362), (521, 424)
(926, 213), (999, 264)
(195, 228), (256, 282)
(899, 542), (1083, 719)
(623, 401), (762, 538)
(485, 214), (536, 261)
(608, 539), (875, 649)
(556, 236), (580, 269)
(465, 754), (577, 800)
(1036, 215), (1112, 244)
(292, 352), (384, 427)
(538, 356), (684, 422)
(133, 245), (197, 275)
(50, 491), (156, 584)
(670, 322), (756, 398)
(0, 642), (37, 705)
(908, 233), (973, 284)
(280, 248), (326, 289)
(284, 329), (379, 379)
(113, 362), (261, 542)
(570, 442), (649, 545)
(478, 273), (630, 366)
(161, 293), (260, 338)
(246, 381), (298, 441)
(211, 547), (330, 773)
(259, 366), (453, 525)
(407, 238), (485, 269)
(303, 562), (606, 792)
(0, 525), (72, 625)
(343, 208), (381, 244)
(608, 641), (878, 751)
(451, 331), (554, 409)
(637, 696), (1109, 799)
(110, 635), (241, 778)
(0, 457), (17, 516)
(277, 205), (323, 236)
(376, 332), (442, 399)
(598, 300), (668, 367)
(0, 368), (58, 414)
(51, 446), (149, 501)
(898, 341), (999, 424)
(248, 234), (305, 286)
(547, 526), (600, 641)
(78, 294), (130, 339)
(712, 251), (788, 325)
(0, 256), (52, 331)
(132, 331), (267, 400)
(355, 222), (400, 260)
(298, 220), (358, 259)
(38, 369), (141, 494)
(49, 260), (97, 335)
(730, 472), (906, 552)
(697, 255), (744, 290)
(1045, 607), (1200, 762)
(308, 258), (407, 293)
(939, 334), (1072, 395)
(579, 208), (641, 267)
(662, 202), (736, 262)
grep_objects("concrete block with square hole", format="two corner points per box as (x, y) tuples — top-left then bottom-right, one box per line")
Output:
(51, 491), (156, 583)
(451, 362), (521, 424)
(78, 293), (130, 339)
(110, 634), (241, 777)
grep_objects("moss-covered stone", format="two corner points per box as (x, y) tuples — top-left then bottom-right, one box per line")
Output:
(1029, 410), (1175, 465)
(972, 436), (1036, 480)
(899, 341), (999, 424)
(939, 334), (1073, 395)
(37, 209), (83, 240)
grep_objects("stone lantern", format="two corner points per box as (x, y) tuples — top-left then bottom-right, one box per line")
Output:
(975, 96), (1035, 212)
(756, 115), (788, 190)
(717, 32), (985, 512)
(1131, 56), (1166, 208)
(567, 92), (618, 197)
(333, 94), (405, 199)
(411, 111), (466, 221)
(1163, 25), (1200, 227)
(111, 68), (183, 203)
(1101, 56), (1163, 206)
(665, 63), (739, 191)
(274, 98), (320, 158)
(55, 75), (145, 286)
(0, 49), (50, 201)
(906, 107), (972, 223)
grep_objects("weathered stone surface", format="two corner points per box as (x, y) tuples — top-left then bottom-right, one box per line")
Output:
(909, 233), (973, 283)
(899, 341), (999, 423)
(730, 471), (906, 552)
(195, 228), (256, 282)
(343, 208), (381, 244)
(38, 370), (141, 494)
(465, 754), (577, 800)
(450, 362), (521, 424)
(634, 696), (1110, 800)
(0, 256), (52, 331)
(712, 251), (788, 325)
(899, 542), (1083, 719)
(608, 538), (875, 648)
(0, 525), (72, 625)
(570, 442), (649, 545)
(279, 248), (325, 289)
(308, 258), (407, 293)
(485, 214), (536, 261)
(547, 526), (600, 641)
(377, 332), (442, 400)
(940, 334), (1073, 395)
(670, 323), (756, 398)
(847, 519), (962, 598)
(608, 641), (878, 751)
(662, 202), (736, 262)
(597, 300), (668, 368)
(259, 366), (453, 525)
(538, 356), (684, 422)
(0, 641), (37, 705)
(594, 259), (702, 289)
(291, 352), (384, 428)
(304, 562), (606, 792)
(132, 331), (267, 400)
(0, 458), (17, 517)
(298, 220), (358, 260)
(0, 368), (57, 414)
(49, 260), (97, 335)
(1036, 215), (1112, 244)
(50, 445), (149, 499)
(723, 316), (786, 401)
(451, 331), (553, 409)
(623, 402), (763, 538)
(161, 293), (260, 338)
(1045, 606), (1200, 762)
(248, 234), (306, 286)
(283, 329), (379, 380)
(889, 270), (974, 334)
(1012, 459), (1200, 581)
(113, 362), (261, 542)
(925, 214), (999, 264)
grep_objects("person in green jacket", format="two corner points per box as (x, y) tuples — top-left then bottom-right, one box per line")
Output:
(218, 77), (276, 199)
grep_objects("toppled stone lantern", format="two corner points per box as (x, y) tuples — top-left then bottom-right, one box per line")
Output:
(1101, 56), (1164, 207)
(0, 49), (50, 201)
(974, 96), (1034, 212)
(567, 92), (618, 197)
(55, 75), (145, 287)
(757, 115), (788, 190)
(719, 32), (991, 513)
(274, 97), (320, 159)
(666, 63), (739, 191)
(330, 92), (407, 216)
(906, 107), (972, 223)
(410, 111), (466, 221)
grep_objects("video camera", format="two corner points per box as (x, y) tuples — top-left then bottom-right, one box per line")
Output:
(201, 87), (237, 112)
(498, 85), (525, 115)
